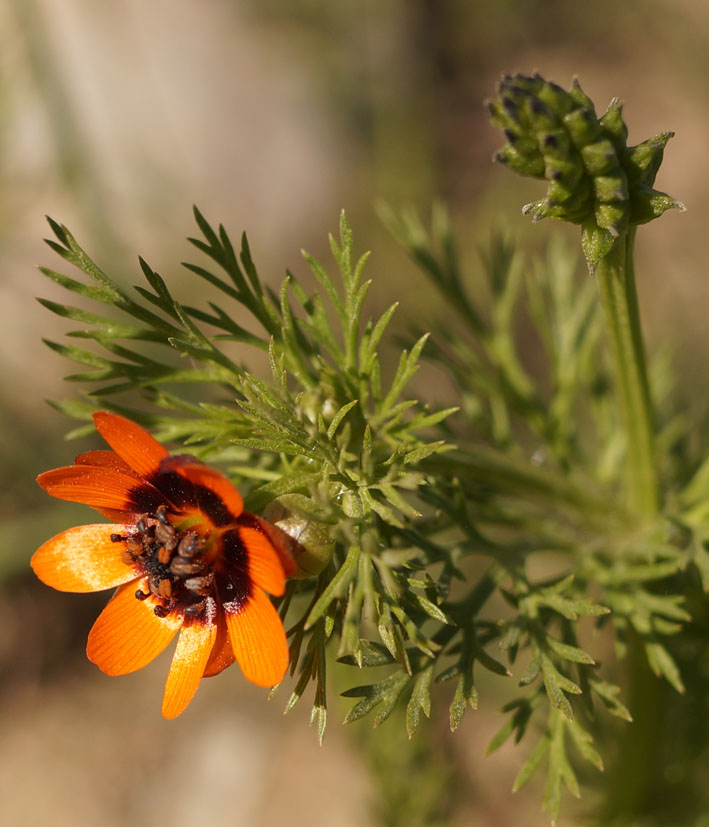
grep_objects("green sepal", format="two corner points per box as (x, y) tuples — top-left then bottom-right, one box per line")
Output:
(623, 131), (674, 188)
(629, 186), (686, 225)
(581, 218), (617, 272)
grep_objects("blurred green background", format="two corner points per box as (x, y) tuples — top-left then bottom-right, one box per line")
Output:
(2, 1), (707, 825)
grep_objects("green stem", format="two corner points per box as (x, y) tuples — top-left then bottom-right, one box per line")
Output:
(602, 632), (665, 823)
(429, 448), (628, 527)
(595, 230), (659, 518)
(597, 232), (665, 823)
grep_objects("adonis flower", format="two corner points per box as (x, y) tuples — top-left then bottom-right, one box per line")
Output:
(32, 411), (296, 718)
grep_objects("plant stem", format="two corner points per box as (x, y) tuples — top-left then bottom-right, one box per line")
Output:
(602, 630), (666, 823)
(597, 232), (665, 823)
(595, 230), (659, 519)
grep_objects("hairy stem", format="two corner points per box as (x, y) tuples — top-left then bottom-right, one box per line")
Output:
(595, 230), (659, 518)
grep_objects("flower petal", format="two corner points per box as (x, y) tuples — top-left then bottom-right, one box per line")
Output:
(75, 447), (140, 515)
(224, 587), (289, 687)
(87, 580), (182, 675)
(38, 465), (167, 513)
(31, 523), (140, 592)
(162, 599), (218, 719)
(93, 411), (169, 477)
(203, 611), (235, 677)
(250, 515), (298, 579)
(159, 456), (243, 523)
(238, 522), (286, 597)
(75, 449), (140, 477)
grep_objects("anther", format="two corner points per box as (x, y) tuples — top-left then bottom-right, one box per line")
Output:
(153, 605), (170, 618)
(155, 504), (170, 525)
(121, 549), (136, 566)
(155, 521), (177, 551)
(110, 533), (124, 543)
(158, 579), (173, 599)
(184, 601), (206, 616)
(176, 531), (202, 559)
(170, 556), (203, 577)
(135, 589), (148, 601)
(184, 573), (214, 596)
(157, 545), (172, 565)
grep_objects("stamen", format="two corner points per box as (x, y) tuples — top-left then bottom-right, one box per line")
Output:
(155, 521), (177, 551)
(170, 556), (204, 576)
(121, 549), (136, 566)
(110, 533), (124, 543)
(158, 579), (173, 599)
(184, 600), (206, 616)
(129, 506), (215, 613)
(176, 531), (202, 558)
(184, 573), (214, 596)
(155, 504), (170, 525)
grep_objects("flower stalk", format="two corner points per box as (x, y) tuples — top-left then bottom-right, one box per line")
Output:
(595, 228), (659, 518)
(488, 73), (680, 520)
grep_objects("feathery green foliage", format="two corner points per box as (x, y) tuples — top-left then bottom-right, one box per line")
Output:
(38, 74), (708, 825)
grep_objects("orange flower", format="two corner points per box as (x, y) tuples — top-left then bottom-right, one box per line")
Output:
(32, 411), (296, 718)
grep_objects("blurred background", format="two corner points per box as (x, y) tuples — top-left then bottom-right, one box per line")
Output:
(2, 1), (708, 825)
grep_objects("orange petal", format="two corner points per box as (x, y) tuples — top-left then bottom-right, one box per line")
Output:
(164, 457), (243, 522)
(238, 522), (286, 597)
(38, 465), (165, 513)
(93, 508), (140, 524)
(203, 611), (235, 677)
(250, 515), (298, 579)
(162, 600), (218, 719)
(93, 411), (169, 478)
(87, 580), (182, 675)
(224, 587), (288, 687)
(75, 449), (140, 477)
(31, 523), (140, 592)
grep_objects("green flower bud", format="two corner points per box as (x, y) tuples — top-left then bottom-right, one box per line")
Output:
(488, 73), (683, 269)
(262, 494), (335, 579)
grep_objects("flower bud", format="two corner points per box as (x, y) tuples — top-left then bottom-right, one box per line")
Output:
(262, 494), (334, 579)
(488, 73), (683, 269)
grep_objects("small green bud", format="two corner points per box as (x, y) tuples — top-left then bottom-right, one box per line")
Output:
(488, 73), (683, 268)
(262, 494), (335, 579)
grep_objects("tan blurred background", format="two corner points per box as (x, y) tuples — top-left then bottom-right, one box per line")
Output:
(2, 1), (708, 825)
